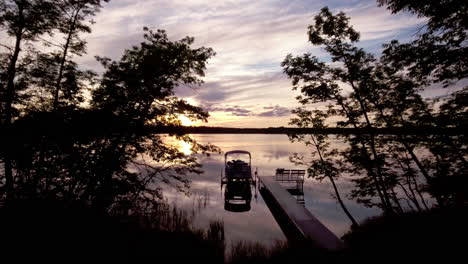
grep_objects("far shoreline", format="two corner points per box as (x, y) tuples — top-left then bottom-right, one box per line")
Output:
(154, 126), (465, 135)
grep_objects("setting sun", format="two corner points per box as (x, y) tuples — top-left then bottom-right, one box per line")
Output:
(178, 115), (196, 126)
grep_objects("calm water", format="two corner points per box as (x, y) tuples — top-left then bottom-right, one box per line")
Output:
(161, 134), (380, 247)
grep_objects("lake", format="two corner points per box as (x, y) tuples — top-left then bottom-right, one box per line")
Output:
(159, 134), (380, 248)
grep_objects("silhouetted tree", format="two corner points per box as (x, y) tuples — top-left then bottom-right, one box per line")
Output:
(13, 1), (107, 112)
(282, 7), (463, 213)
(0, 0), (218, 209)
(91, 27), (215, 125)
(0, 0), (61, 123)
(417, 88), (468, 207)
(283, 7), (396, 213)
(0, 22), (219, 212)
(0, 0), (61, 198)
(27, 52), (97, 110)
(378, 0), (468, 206)
(1, 25), (218, 208)
(51, 0), (109, 110)
(378, 0), (468, 85)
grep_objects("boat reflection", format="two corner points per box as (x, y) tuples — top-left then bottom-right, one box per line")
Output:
(223, 179), (252, 212)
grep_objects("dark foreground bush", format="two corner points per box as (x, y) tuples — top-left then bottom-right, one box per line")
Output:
(342, 207), (468, 263)
(227, 207), (468, 264)
(227, 240), (343, 264)
(0, 199), (224, 263)
(1, 199), (465, 263)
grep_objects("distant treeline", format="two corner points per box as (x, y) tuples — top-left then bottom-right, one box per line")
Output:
(155, 126), (466, 135)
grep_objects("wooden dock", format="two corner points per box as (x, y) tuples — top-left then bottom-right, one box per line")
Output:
(259, 176), (344, 251)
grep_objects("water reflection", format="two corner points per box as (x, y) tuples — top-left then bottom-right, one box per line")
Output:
(223, 180), (252, 212)
(160, 134), (380, 248)
(178, 140), (193, 155)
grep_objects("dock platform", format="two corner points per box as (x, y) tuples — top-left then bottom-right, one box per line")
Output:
(259, 176), (344, 251)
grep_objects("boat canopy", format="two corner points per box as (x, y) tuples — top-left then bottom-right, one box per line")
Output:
(225, 150), (251, 158)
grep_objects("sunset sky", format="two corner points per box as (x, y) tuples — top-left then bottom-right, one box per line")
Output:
(79, 0), (444, 128)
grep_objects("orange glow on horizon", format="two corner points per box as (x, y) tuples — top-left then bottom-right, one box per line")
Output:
(179, 115), (200, 127)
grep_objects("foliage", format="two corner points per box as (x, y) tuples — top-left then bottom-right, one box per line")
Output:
(284, 7), (397, 213)
(378, 0), (468, 85)
(0, 0), (59, 39)
(0, 0), (60, 123)
(378, 0), (468, 207)
(2, 110), (217, 209)
(0, 1), (219, 216)
(40, 0), (109, 110)
(92, 27), (215, 125)
(283, 6), (467, 215)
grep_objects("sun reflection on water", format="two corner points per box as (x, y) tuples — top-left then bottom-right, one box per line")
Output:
(178, 140), (193, 155)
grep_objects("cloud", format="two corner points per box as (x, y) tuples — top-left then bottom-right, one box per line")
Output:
(258, 105), (291, 117)
(332, 2), (424, 40)
(201, 103), (291, 118)
(173, 71), (298, 106)
(203, 104), (253, 116)
(69, 0), (429, 127)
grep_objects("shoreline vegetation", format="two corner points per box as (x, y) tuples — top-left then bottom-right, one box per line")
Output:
(154, 125), (466, 135)
(2, 197), (465, 263)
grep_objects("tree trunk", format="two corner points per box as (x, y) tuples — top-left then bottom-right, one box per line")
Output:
(53, 7), (81, 110)
(3, 3), (25, 199)
(351, 87), (394, 213)
(335, 95), (393, 213)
